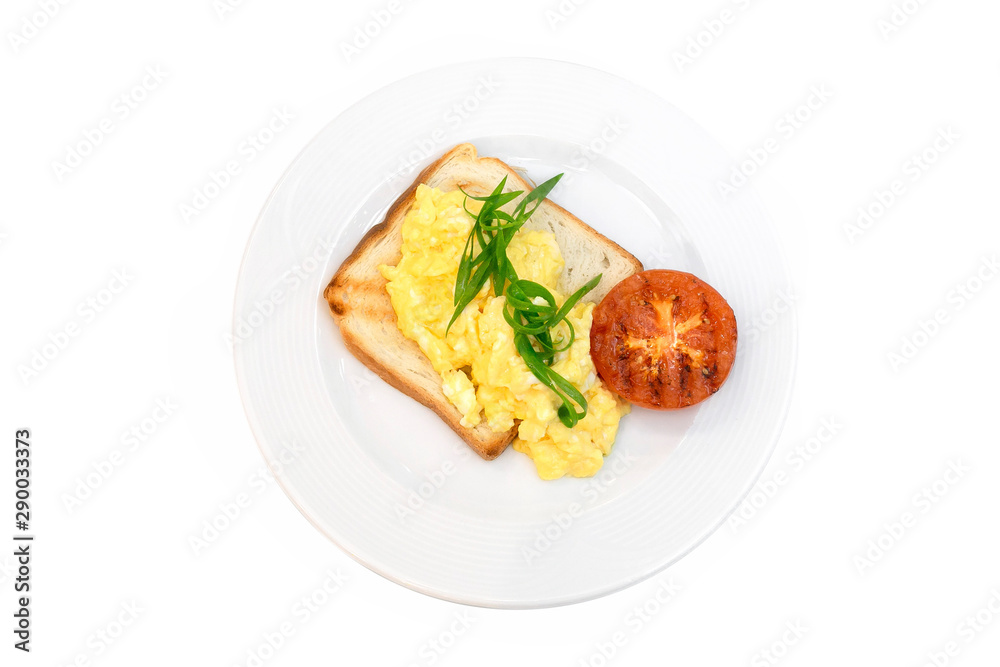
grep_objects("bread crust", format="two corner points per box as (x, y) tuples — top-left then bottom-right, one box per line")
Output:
(323, 143), (641, 460)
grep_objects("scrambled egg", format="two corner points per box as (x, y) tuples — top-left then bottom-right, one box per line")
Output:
(379, 184), (629, 480)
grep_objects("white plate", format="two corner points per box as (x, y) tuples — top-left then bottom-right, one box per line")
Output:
(233, 58), (796, 608)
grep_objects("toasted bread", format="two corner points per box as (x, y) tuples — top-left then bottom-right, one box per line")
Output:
(324, 143), (642, 460)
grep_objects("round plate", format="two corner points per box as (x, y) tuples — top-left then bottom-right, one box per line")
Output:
(233, 58), (796, 608)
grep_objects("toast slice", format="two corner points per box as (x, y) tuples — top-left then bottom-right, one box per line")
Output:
(324, 143), (643, 460)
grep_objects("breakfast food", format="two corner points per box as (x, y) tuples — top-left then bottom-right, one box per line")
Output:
(590, 270), (737, 409)
(324, 143), (642, 478)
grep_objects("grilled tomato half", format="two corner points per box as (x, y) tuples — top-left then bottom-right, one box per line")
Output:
(590, 269), (737, 409)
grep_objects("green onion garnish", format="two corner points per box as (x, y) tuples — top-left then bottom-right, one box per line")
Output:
(448, 175), (601, 428)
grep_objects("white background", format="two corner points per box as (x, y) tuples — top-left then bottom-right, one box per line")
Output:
(3, 0), (999, 665)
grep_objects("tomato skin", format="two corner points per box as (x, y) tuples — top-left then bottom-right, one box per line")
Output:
(590, 270), (737, 410)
